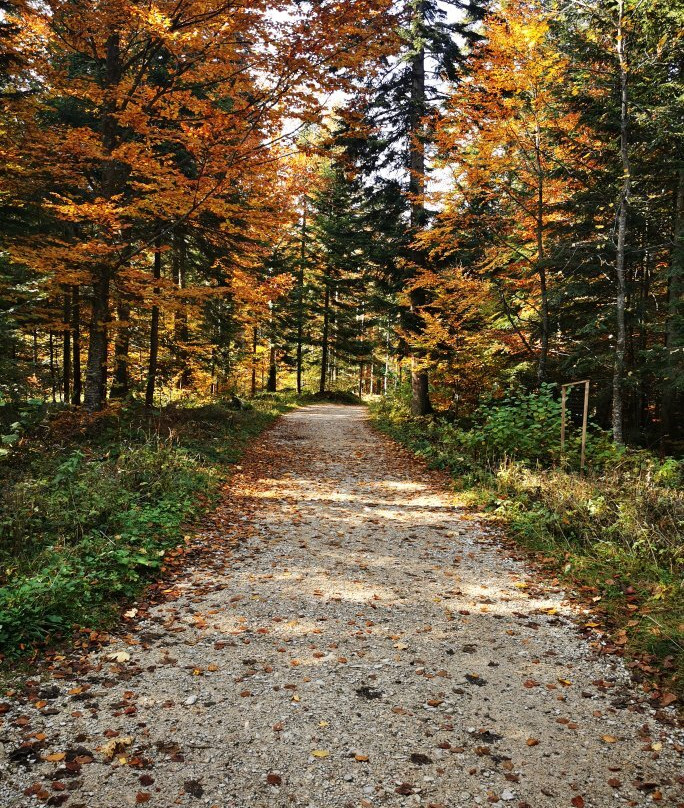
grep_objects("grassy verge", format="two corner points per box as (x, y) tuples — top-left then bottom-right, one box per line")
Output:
(0, 395), (298, 656)
(370, 399), (683, 703)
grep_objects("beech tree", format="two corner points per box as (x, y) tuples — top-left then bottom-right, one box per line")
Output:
(8, 0), (394, 410)
(428, 0), (592, 385)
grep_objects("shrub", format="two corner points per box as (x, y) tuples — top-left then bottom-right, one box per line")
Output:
(0, 396), (295, 653)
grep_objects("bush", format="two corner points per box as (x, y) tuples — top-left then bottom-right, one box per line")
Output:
(0, 440), (208, 647)
(466, 384), (562, 464)
(0, 396), (296, 653)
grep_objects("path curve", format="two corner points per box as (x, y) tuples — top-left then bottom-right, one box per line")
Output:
(1, 405), (681, 807)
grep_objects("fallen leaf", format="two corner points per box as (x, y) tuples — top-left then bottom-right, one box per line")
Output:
(571, 796), (585, 808)
(312, 750), (329, 758)
(526, 738), (539, 747)
(109, 651), (130, 663)
(45, 753), (66, 762)
(602, 735), (618, 743)
(100, 736), (133, 761)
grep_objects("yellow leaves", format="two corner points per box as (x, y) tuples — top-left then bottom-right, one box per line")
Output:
(601, 735), (618, 743)
(311, 749), (330, 758)
(100, 736), (133, 761)
(44, 752), (66, 762)
(108, 651), (130, 663)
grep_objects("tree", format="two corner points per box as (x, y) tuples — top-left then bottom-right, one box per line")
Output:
(428, 0), (591, 385)
(9, 0), (395, 410)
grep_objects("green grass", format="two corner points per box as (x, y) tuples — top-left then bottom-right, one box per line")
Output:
(0, 395), (297, 655)
(370, 398), (684, 699)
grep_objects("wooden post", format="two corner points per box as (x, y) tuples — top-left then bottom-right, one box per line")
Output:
(581, 380), (590, 473)
(560, 385), (567, 457)
(560, 380), (590, 470)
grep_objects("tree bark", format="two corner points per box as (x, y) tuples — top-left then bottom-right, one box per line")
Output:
(84, 33), (121, 411)
(84, 273), (110, 411)
(662, 164), (684, 439)
(296, 200), (307, 395)
(534, 121), (549, 385)
(319, 282), (330, 394)
(173, 228), (190, 388)
(62, 290), (71, 404)
(110, 299), (131, 399)
(49, 331), (56, 403)
(408, 0), (432, 416)
(612, 0), (630, 444)
(267, 344), (277, 392)
(251, 325), (258, 397)
(71, 285), (82, 405)
(144, 236), (162, 409)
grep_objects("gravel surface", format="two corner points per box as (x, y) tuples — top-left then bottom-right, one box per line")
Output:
(0, 404), (682, 808)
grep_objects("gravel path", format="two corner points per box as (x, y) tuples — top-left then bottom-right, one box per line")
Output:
(1, 404), (682, 808)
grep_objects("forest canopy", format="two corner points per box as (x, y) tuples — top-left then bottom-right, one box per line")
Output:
(0, 0), (682, 449)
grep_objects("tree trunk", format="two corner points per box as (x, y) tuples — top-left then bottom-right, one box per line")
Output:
(84, 273), (110, 411)
(662, 165), (684, 439)
(110, 299), (131, 399)
(411, 363), (430, 416)
(62, 290), (71, 403)
(145, 237), (162, 409)
(534, 122), (549, 385)
(84, 34), (121, 412)
(612, 0), (630, 445)
(71, 285), (82, 405)
(173, 228), (190, 388)
(49, 331), (56, 403)
(319, 282), (330, 394)
(296, 200), (307, 395)
(267, 344), (277, 392)
(251, 325), (258, 397)
(408, 1), (432, 416)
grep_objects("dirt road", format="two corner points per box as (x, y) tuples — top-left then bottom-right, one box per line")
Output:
(1, 405), (681, 807)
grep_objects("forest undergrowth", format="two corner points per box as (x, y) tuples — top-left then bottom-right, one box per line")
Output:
(370, 390), (684, 702)
(0, 396), (303, 657)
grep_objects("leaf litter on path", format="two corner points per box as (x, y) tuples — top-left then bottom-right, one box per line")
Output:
(0, 405), (681, 807)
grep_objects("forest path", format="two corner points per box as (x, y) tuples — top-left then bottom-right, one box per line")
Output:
(2, 405), (681, 808)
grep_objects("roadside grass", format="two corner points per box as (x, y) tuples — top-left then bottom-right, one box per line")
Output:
(0, 395), (298, 655)
(370, 398), (684, 702)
